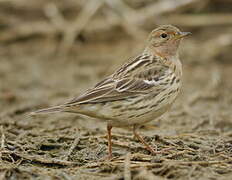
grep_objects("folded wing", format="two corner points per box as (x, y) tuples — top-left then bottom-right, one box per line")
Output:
(65, 54), (170, 106)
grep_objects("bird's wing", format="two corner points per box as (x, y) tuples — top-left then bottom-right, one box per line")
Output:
(65, 54), (170, 105)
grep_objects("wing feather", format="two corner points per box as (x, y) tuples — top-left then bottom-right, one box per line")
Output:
(65, 54), (171, 105)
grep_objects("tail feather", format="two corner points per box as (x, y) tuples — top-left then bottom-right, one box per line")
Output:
(30, 105), (64, 116)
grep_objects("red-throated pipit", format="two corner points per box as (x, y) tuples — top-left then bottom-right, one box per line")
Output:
(31, 25), (191, 159)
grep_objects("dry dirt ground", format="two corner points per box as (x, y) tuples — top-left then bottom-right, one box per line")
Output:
(0, 32), (232, 180)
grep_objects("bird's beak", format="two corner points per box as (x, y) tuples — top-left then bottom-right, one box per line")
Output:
(176, 32), (192, 39)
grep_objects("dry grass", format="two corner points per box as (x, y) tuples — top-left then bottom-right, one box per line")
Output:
(0, 0), (232, 179)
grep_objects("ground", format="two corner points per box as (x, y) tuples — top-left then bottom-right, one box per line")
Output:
(0, 32), (232, 180)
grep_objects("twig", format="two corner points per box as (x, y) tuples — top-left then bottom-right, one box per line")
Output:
(162, 13), (232, 27)
(104, 0), (146, 39)
(44, 3), (66, 31)
(1, 150), (78, 166)
(124, 153), (131, 180)
(0, 126), (5, 149)
(0, 21), (58, 42)
(59, 0), (104, 54)
(165, 150), (193, 159)
(64, 131), (80, 161)
(116, 0), (201, 26)
(164, 159), (232, 166)
(84, 158), (232, 169)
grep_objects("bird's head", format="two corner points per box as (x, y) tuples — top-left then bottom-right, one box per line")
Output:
(145, 25), (191, 58)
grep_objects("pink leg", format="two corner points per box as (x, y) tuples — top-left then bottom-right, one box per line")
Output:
(107, 124), (113, 159)
(133, 125), (158, 154)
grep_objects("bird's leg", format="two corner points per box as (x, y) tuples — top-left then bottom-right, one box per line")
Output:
(107, 124), (113, 159)
(133, 125), (156, 154)
(133, 125), (160, 155)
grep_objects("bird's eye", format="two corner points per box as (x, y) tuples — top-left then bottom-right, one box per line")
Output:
(160, 33), (168, 38)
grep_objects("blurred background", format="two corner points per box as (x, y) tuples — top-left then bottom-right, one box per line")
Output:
(0, 0), (232, 179)
(0, 0), (232, 110)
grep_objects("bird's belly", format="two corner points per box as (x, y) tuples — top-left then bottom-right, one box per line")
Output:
(107, 86), (181, 127)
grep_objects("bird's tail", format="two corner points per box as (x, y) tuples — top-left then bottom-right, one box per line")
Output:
(29, 105), (65, 116)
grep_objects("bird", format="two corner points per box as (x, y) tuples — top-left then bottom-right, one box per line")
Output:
(30, 25), (191, 159)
